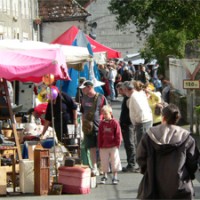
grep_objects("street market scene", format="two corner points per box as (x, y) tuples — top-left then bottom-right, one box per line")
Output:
(0, 0), (200, 199)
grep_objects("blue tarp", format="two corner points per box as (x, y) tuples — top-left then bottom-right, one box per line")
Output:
(56, 30), (103, 97)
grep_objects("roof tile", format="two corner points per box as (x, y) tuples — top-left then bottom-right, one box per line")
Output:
(38, 0), (90, 22)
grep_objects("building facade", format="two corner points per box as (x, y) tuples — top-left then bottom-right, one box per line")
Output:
(0, 0), (89, 42)
(0, 0), (39, 41)
(38, 0), (90, 43)
(85, 0), (147, 57)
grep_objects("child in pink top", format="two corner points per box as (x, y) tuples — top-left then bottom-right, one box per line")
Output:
(98, 105), (122, 184)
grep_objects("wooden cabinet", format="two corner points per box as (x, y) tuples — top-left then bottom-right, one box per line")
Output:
(34, 149), (50, 195)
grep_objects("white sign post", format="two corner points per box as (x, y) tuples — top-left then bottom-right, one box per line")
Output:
(181, 59), (200, 133)
(183, 80), (200, 89)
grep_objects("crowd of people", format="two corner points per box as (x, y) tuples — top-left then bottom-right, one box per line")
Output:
(85, 60), (199, 198)
(98, 60), (171, 103)
(1, 54), (199, 198)
(37, 59), (199, 199)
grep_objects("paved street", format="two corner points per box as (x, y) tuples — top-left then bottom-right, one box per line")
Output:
(2, 97), (200, 200)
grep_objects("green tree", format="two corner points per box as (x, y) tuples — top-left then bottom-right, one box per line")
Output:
(109, 0), (200, 69)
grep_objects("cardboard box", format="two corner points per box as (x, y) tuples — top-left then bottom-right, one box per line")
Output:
(0, 168), (7, 195)
(15, 117), (22, 123)
(0, 185), (7, 195)
(28, 145), (37, 160)
(19, 159), (34, 193)
(24, 141), (40, 160)
(0, 164), (19, 173)
(2, 129), (12, 138)
(0, 168), (6, 185)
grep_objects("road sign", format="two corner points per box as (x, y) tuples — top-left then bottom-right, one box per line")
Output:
(183, 80), (200, 89)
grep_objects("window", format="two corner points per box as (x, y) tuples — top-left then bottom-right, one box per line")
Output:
(0, 33), (4, 40)
(0, 1), (2, 11)
(12, 0), (18, 16)
(0, 23), (4, 34)
(2, 0), (7, 12)
(7, 0), (10, 15)
(25, 0), (29, 18)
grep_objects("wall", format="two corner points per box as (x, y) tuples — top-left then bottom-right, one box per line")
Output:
(41, 21), (86, 43)
(85, 0), (147, 57)
(0, 0), (38, 40)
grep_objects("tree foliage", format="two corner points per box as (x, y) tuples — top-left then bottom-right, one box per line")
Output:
(109, 0), (200, 66)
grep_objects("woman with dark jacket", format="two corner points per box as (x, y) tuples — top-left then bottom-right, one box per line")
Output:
(136, 104), (199, 199)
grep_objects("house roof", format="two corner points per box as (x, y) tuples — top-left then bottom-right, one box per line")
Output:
(38, 0), (90, 22)
(76, 0), (91, 7)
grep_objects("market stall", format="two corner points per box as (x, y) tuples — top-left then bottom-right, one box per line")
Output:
(52, 26), (105, 97)
(0, 39), (91, 66)
(52, 25), (121, 59)
(0, 45), (70, 195)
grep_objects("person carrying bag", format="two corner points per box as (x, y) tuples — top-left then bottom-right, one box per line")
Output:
(82, 93), (99, 135)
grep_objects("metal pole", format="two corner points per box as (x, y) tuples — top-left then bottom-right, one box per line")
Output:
(190, 89), (194, 134)
(50, 88), (58, 182)
(59, 82), (63, 142)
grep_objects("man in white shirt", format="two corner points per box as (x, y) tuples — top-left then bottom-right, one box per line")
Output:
(123, 81), (152, 145)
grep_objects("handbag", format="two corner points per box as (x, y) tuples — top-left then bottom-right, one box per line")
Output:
(82, 118), (94, 135)
(82, 94), (99, 135)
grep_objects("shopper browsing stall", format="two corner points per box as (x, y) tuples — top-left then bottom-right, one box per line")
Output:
(80, 80), (107, 175)
(40, 86), (78, 142)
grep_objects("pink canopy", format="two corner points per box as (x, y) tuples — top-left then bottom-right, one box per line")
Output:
(52, 26), (121, 59)
(0, 48), (70, 83)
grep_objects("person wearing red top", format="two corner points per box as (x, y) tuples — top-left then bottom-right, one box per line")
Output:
(98, 105), (122, 185)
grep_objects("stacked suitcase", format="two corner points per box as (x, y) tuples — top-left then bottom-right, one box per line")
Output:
(58, 165), (91, 194)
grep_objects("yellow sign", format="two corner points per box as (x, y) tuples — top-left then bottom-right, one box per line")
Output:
(183, 80), (200, 89)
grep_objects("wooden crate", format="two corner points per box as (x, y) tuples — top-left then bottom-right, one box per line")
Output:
(34, 149), (50, 195)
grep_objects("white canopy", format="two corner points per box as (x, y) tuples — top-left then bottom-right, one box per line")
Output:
(0, 39), (91, 64)
(93, 52), (107, 64)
